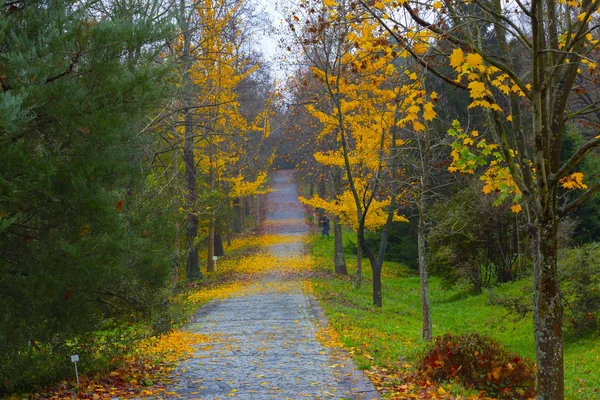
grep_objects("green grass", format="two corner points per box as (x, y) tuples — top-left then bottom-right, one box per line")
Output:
(309, 233), (600, 399)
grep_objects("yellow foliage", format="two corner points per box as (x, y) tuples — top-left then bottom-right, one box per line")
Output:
(300, 192), (408, 231)
(226, 172), (269, 197)
(227, 233), (305, 252)
(178, 0), (272, 206)
(560, 172), (588, 190)
(465, 53), (484, 69)
(511, 204), (522, 213)
(132, 330), (210, 364)
(449, 48), (464, 69)
(468, 81), (487, 99)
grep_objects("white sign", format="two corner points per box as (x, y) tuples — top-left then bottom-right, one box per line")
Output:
(71, 354), (79, 362)
(212, 256), (218, 261)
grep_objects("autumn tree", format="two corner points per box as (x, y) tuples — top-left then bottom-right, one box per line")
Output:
(289, 1), (437, 305)
(283, 66), (349, 275)
(165, 0), (273, 278)
(359, 0), (600, 396)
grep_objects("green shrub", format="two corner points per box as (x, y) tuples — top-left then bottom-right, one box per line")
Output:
(418, 332), (536, 399)
(559, 244), (600, 333)
(343, 220), (419, 269)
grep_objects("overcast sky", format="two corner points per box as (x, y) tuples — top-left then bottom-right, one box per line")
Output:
(255, 0), (290, 81)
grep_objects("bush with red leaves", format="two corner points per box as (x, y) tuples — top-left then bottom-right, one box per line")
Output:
(418, 332), (536, 399)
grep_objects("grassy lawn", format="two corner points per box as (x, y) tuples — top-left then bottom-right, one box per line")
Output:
(309, 233), (600, 399)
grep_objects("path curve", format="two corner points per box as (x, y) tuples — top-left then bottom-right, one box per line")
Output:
(168, 170), (379, 399)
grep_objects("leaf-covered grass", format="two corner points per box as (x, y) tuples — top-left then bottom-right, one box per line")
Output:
(309, 233), (600, 399)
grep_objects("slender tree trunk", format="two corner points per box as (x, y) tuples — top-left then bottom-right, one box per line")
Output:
(516, 213), (524, 279)
(244, 196), (250, 216)
(532, 214), (564, 399)
(180, 0), (200, 281)
(333, 216), (347, 275)
(173, 222), (180, 286)
(233, 197), (242, 233)
(214, 220), (224, 257)
(207, 221), (215, 272)
(207, 129), (216, 273)
(372, 263), (382, 307)
(256, 195), (260, 225)
(355, 233), (362, 289)
(227, 223), (231, 247)
(417, 130), (432, 341)
(417, 205), (432, 341)
(369, 196), (396, 308)
(331, 168), (347, 275)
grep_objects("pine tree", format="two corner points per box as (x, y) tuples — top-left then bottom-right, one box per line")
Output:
(0, 0), (174, 390)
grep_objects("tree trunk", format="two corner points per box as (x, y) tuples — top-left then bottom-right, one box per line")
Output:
(372, 263), (382, 307)
(355, 233), (362, 289)
(207, 221), (215, 272)
(331, 167), (347, 275)
(333, 216), (347, 275)
(532, 215), (564, 399)
(233, 197), (242, 233)
(180, 0), (200, 281)
(516, 213), (524, 280)
(256, 195), (260, 225)
(214, 225), (224, 257)
(417, 206), (432, 341)
(357, 226), (382, 307)
(173, 221), (180, 286)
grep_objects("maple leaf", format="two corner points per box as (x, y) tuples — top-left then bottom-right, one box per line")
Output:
(449, 48), (464, 69)
(413, 43), (428, 55)
(413, 121), (426, 132)
(423, 102), (436, 121)
(560, 172), (588, 190)
(511, 204), (522, 213)
(467, 81), (486, 99)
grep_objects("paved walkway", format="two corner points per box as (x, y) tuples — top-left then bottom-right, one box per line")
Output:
(168, 170), (379, 399)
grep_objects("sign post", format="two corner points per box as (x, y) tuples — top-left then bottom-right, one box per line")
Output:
(212, 256), (218, 271)
(71, 354), (80, 385)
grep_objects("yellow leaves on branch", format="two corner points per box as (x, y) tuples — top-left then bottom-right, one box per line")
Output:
(423, 102), (437, 121)
(481, 163), (521, 196)
(449, 48), (464, 69)
(560, 172), (588, 190)
(447, 120), (523, 211)
(181, 0), (272, 201)
(449, 47), (529, 112)
(467, 81), (487, 99)
(300, 192), (408, 231)
(226, 172), (268, 198)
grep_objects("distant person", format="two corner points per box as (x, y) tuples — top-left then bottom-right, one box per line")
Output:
(321, 215), (330, 237)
